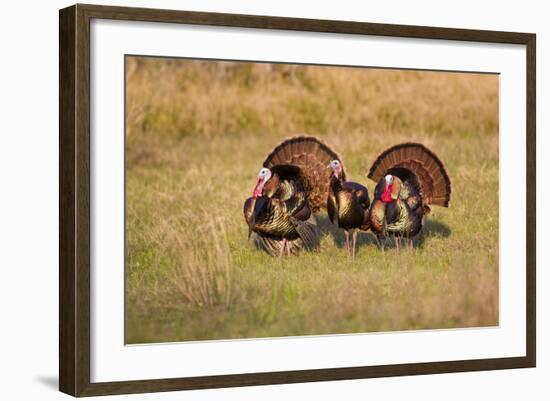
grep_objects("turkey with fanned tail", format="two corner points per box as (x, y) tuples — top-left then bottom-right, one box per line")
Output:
(243, 136), (344, 257)
(367, 143), (451, 249)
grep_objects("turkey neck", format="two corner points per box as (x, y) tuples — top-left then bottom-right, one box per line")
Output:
(329, 174), (345, 194)
(263, 174), (280, 198)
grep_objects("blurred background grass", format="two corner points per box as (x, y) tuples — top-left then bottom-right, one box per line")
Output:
(125, 57), (499, 344)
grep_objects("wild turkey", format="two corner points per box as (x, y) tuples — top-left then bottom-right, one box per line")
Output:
(367, 143), (451, 249)
(327, 160), (370, 257)
(243, 136), (344, 257)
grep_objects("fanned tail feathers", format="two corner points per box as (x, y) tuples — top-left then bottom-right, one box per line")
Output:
(263, 136), (345, 212)
(368, 143), (451, 207)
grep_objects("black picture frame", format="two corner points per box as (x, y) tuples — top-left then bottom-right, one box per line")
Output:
(59, 3), (536, 396)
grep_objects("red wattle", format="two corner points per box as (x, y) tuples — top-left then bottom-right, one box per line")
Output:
(252, 178), (264, 198)
(381, 184), (393, 203)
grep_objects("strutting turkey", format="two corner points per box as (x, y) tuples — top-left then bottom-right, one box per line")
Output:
(243, 136), (344, 257)
(367, 143), (451, 249)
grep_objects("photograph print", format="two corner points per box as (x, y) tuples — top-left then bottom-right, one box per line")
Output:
(125, 56), (498, 344)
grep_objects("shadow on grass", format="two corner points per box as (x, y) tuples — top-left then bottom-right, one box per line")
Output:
(317, 214), (379, 251)
(317, 214), (451, 251)
(416, 218), (452, 247)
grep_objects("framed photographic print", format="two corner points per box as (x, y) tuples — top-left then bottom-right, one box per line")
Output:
(59, 4), (536, 397)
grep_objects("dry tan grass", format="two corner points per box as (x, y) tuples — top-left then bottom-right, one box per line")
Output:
(125, 57), (499, 343)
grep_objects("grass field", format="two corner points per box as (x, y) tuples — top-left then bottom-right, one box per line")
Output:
(125, 57), (499, 344)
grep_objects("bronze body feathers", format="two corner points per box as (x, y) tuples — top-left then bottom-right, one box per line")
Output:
(244, 136), (344, 257)
(328, 180), (371, 230)
(368, 142), (451, 207)
(326, 160), (371, 257)
(244, 139), (451, 255)
(367, 143), (451, 248)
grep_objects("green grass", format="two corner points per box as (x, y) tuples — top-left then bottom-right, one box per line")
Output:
(125, 58), (499, 344)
